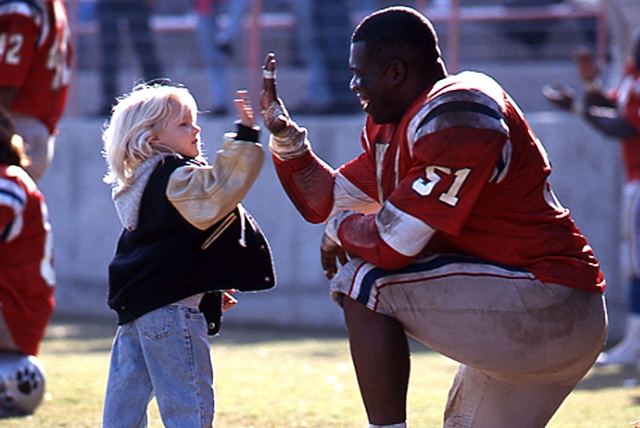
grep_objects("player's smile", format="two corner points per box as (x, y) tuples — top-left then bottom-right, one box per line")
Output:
(349, 41), (398, 124)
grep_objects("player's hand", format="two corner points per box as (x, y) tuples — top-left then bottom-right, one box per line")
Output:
(320, 234), (349, 280)
(574, 47), (599, 83)
(234, 90), (255, 128)
(260, 53), (289, 135)
(541, 83), (575, 111)
(260, 53), (278, 108)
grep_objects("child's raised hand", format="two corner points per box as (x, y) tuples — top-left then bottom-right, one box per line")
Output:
(234, 90), (255, 128)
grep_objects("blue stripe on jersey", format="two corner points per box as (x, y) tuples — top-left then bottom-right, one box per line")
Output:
(356, 254), (529, 304)
(1, 220), (13, 241)
(0, 186), (26, 205)
(418, 100), (503, 131)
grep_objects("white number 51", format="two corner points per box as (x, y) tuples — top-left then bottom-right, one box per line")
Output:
(412, 166), (471, 207)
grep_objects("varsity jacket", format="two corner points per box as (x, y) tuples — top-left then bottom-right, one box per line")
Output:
(108, 126), (274, 329)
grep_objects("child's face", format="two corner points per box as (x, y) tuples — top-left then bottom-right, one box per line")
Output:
(152, 103), (201, 158)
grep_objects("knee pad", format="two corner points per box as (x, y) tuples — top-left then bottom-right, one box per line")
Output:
(0, 353), (46, 417)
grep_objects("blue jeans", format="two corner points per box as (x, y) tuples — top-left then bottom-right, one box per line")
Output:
(102, 298), (214, 428)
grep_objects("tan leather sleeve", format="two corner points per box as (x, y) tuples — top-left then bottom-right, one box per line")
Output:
(166, 134), (265, 230)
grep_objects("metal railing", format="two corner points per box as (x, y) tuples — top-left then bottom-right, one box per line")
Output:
(64, 0), (607, 115)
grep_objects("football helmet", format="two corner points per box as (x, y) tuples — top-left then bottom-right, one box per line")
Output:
(0, 353), (46, 417)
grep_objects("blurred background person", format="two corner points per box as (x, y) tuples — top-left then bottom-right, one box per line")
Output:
(290, 0), (362, 115)
(96, 0), (163, 117)
(194, 0), (250, 117)
(543, 31), (640, 366)
(0, 0), (73, 182)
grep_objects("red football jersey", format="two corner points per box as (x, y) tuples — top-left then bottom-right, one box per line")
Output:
(614, 61), (640, 181)
(274, 71), (604, 293)
(0, 0), (73, 133)
(0, 165), (55, 355)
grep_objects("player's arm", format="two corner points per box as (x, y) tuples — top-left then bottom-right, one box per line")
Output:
(260, 52), (340, 223)
(583, 106), (638, 139)
(324, 131), (504, 275)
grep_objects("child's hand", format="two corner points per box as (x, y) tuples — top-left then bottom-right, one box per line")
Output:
(234, 90), (255, 128)
(222, 291), (238, 311)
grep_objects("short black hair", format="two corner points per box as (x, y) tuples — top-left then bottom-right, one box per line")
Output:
(352, 6), (441, 65)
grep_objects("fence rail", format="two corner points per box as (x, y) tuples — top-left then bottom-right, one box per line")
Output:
(65, 0), (607, 115)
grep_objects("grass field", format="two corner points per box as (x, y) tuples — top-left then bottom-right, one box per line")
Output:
(5, 317), (640, 427)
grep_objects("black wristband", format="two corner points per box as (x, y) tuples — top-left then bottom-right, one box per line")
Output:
(234, 122), (260, 142)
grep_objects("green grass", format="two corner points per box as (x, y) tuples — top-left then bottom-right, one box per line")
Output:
(4, 318), (640, 427)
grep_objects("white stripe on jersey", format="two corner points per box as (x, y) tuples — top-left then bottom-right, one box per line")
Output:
(376, 201), (435, 257)
(330, 172), (381, 219)
(409, 91), (509, 146)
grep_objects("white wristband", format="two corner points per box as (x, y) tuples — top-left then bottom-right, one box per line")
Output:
(262, 68), (276, 80)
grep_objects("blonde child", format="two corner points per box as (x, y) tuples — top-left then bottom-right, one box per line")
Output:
(102, 82), (265, 427)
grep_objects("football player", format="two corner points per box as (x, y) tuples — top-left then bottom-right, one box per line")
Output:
(0, 0), (73, 182)
(0, 105), (52, 417)
(261, 6), (607, 428)
(544, 32), (640, 367)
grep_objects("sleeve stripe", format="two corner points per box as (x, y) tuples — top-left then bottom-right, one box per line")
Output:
(0, 177), (27, 242)
(376, 201), (435, 257)
(417, 99), (508, 137)
(421, 100), (503, 126)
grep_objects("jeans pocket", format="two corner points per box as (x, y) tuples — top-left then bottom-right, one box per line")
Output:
(138, 305), (176, 341)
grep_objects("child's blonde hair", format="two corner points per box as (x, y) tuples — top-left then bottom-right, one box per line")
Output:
(103, 82), (198, 186)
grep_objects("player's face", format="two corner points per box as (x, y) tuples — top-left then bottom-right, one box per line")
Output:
(152, 103), (201, 158)
(349, 41), (402, 124)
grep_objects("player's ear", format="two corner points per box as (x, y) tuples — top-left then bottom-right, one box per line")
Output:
(389, 59), (407, 85)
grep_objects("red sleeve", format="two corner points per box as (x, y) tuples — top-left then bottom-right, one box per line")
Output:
(338, 213), (413, 270)
(272, 151), (335, 224)
(0, 13), (38, 87)
(338, 151), (379, 202)
(337, 128), (380, 202)
(0, 205), (14, 231)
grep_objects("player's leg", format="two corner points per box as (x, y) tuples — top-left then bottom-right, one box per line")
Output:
(445, 364), (581, 428)
(0, 308), (19, 352)
(332, 255), (606, 427)
(341, 296), (409, 426)
(386, 268), (606, 427)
